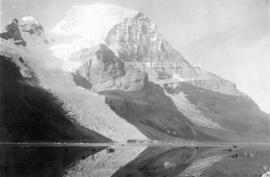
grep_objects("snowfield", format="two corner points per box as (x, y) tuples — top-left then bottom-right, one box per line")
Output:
(0, 39), (148, 142)
(49, 3), (139, 70)
(51, 3), (137, 39)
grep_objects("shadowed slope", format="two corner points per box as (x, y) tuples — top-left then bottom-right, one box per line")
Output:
(112, 146), (208, 177)
(165, 83), (270, 141)
(101, 81), (216, 142)
(0, 56), (110, 142)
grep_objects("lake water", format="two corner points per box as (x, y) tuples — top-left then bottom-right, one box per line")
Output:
(1, 144), (270, 177)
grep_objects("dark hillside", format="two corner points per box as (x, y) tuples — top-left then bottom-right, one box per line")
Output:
(0, 56), (110, 142)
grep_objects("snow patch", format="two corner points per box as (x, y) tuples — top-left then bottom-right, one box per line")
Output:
(165, 90), (224, 130)
(21, 16), (36, 23)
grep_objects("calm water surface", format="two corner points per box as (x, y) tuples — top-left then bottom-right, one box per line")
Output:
(1, 144), (270, 177)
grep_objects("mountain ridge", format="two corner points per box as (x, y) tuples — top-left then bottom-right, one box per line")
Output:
(1, 3), (270, 142)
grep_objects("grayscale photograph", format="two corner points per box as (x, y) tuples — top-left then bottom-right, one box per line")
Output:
(0, 0), (270, 176)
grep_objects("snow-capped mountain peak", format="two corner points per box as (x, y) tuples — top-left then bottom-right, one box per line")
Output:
(20, 17), (45, 36)
(20, 16), (50, 47)
(51, 3), (138, 41)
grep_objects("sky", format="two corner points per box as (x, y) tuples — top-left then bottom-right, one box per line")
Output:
(1, 0), (270, 113)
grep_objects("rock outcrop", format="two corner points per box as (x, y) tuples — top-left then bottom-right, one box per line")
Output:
(77, 44), (148, 92)
(0, 18), (26, 46)
(0, 17), (49, 47)
(106, 12), (197, 80)
(106, 13), (183, 63)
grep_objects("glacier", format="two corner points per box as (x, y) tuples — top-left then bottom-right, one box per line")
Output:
(0, 39), (147, 142)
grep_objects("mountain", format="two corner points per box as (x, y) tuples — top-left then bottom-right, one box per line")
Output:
(1, 3), (270, 142)
(51, 4), (242, 96)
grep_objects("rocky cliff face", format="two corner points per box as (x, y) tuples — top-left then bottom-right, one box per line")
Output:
(77, 44), (148, 92)
(106, 13), (182, 63)
(0, 19), (26, 46)
(105, 12), (241, 96)
(105, 12), (196, 80)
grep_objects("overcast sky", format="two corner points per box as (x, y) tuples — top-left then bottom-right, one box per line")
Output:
(1, 0), (270, 113)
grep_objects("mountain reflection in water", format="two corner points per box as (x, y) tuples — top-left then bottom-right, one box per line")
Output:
(0, 145), (270, 177)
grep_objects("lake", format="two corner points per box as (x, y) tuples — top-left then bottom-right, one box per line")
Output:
(1, 144), (270, 177)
